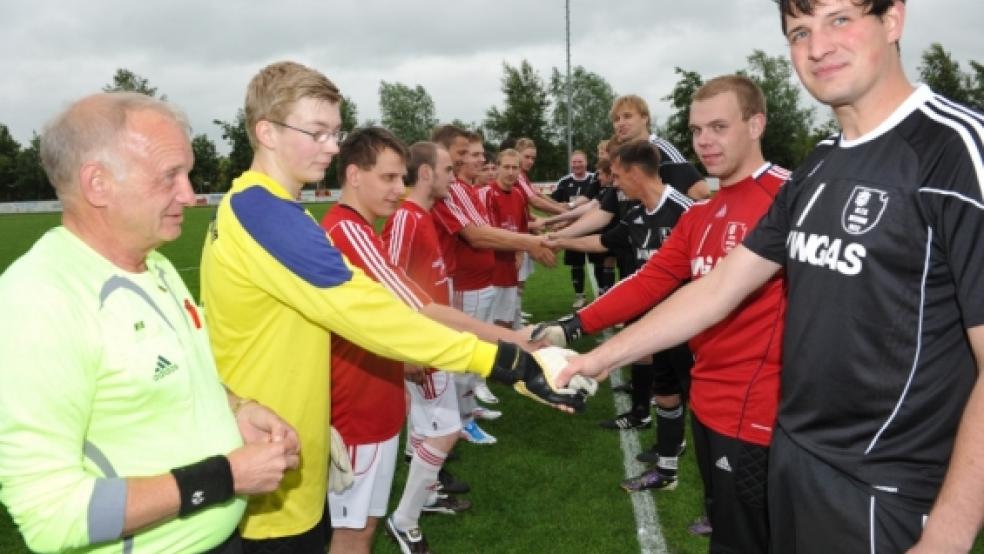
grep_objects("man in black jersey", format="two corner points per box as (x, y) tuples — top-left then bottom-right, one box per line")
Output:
(547, 140), (695, 491)
(551, 150), (596, 308)
(587, 159), (618, 295)
(559, 1), (984, 552)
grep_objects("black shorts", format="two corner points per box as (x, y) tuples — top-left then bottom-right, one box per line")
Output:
(616, 250), (637, 281)
(242, 506), (331, 554)
(769, 426), (930, 553)
(563, 249), (586, 266)
(587, 252), (607, 266)
(692, 415), (769, 554)
(650, 343), (692, 397)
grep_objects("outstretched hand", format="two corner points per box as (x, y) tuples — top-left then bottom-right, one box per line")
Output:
(530, 240), (557, 267)
(554, 352), (611, 390)
(489, 342), (597, 413)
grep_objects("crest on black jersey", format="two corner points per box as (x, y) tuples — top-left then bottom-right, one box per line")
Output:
(841, 186), (888, 235)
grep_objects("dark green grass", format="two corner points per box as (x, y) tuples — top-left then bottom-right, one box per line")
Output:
(0, 209), (697, 553)
(2, 209), (983, 553)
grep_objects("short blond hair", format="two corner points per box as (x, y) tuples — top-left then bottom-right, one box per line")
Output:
(244, 61), (341, 149)
(497, 148), (521, 164)
(693, 75), (767, 120)
(609, 94), (651, 129)
(515, 137), (536, 152)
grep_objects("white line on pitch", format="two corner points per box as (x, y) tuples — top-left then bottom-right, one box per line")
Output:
(586, 263), (667, 554)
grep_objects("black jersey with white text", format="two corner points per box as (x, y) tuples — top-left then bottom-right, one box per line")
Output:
(743, 86), (984, 502)
(601, 185), (693, 272)
(551, 173), (595, 204)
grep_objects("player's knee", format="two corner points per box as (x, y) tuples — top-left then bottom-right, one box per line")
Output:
(653, 393), (681, 409)
(426, 434), (457, 453)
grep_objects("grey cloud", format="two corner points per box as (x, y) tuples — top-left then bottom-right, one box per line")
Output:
(1, 0), (981, 153)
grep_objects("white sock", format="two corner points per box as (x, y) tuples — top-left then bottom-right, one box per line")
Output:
(404, 430), (424, 459)
(392, 442), (446, 531)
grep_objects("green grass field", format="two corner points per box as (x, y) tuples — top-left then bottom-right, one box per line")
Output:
(0, 207), (981, 553)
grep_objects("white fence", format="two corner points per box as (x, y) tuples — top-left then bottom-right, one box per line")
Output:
(1, 180), (715, 215)
(0, 190), (342, 214)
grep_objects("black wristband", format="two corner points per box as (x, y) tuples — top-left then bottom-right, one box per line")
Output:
(171, 455), (235, 517)
(559, 313), (584, 342)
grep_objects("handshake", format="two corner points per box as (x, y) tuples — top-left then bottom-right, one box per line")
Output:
(489, 341), (597, 413)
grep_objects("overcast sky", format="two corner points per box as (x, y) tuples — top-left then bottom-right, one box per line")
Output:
(2, 0), (981, 152)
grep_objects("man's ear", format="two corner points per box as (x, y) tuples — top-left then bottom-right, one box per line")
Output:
(345, 164), (360, 188)
(254, 120), (278, 150)
(748, 113), (767, 141)
(78, 161), (112, 207)
(419, 163), (433, 184)
(883, 0), (906, 46)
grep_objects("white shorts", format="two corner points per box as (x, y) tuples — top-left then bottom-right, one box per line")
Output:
(518, 252), (535, 281)
(491, 286), (519, 323)
(407, 370), (462, 437)
(452, 285), (495, 323)
(328, 434), (399, 529)
(451, 285), (494, 411)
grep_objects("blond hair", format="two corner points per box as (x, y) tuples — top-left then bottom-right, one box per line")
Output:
(244, 61), (341, 149)
(609, 94), (651, 129)
(497, 148), (521, 164)
(693, 75), (767, 120)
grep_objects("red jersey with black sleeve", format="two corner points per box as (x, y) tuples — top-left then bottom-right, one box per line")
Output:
(321, 204), (432, 445)
(431, 178), (495, 291)
(480, 182), (528, 287)
(579, 163), (790, 446)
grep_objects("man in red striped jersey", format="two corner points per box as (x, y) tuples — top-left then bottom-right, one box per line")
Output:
(429, 126), (557, 440)
(478, 149), (530, 329)
(383, 140), (484, 549)
(321, 129), (556, 553)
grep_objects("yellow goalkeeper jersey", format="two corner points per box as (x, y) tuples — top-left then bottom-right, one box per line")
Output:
(200, 170), (496, 540)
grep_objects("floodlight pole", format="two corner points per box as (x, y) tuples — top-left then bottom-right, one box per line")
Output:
(565, 0), (572, 165)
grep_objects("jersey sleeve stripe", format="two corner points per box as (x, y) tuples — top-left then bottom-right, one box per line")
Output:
(918, 188), (984, 211)
(936, 95), (984, 126)
(440, 193), (472, 227)
(387, 210), (412, 265)
(863, 227), (933, 455)
(518, 177), (536, 197)
(449, 184), (487, 224)
(923, 98), (984, 199)
(338, 221), (425, 309)
(767, 166), (792, 180)
(667, 188), (694, 209)
(649, 136), (688, 163)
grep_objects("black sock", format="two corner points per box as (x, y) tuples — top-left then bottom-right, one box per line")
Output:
(655, 403), (685, 477)
(599, 266), (616, 293)
(629, 363), (654, 415)
(571, 265), (585, 294)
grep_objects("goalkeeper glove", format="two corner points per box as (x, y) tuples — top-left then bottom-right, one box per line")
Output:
(489, 341), (593, 412)
(530, 313), (584, 347)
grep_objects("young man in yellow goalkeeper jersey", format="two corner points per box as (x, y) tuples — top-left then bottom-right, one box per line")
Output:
(200, 60), (588, 553)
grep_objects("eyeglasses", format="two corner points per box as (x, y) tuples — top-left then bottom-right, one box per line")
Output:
(268, 120), (347, 144)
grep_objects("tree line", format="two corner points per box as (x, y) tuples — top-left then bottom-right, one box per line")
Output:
(2, 44), (981, 202)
